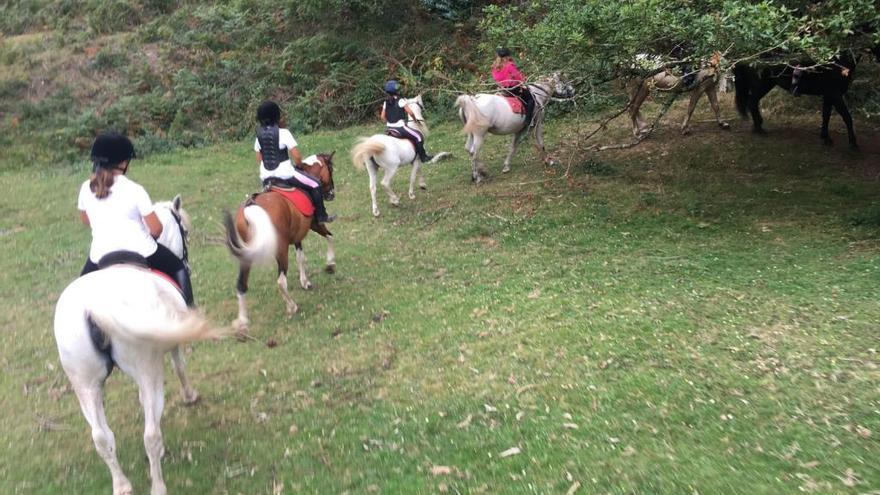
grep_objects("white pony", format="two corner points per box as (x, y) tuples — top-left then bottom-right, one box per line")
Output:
(53, 195), (222, 495)
(351, 95), (450, 217)
(455, 72), (575, 183)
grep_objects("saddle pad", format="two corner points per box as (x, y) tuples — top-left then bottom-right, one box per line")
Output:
(151, 269), (181, 291)
(504, 96), (525, 114)
(270, 187), (315, 217)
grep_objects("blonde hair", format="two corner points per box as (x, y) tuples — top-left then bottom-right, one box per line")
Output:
(492, 55), (510, 71)
(89, 167), (117, 199)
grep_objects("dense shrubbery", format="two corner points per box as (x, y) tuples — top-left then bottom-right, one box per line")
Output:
(0, 0), (877, 169)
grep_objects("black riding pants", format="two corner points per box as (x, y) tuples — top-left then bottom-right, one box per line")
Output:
(81, 243), (194, 306)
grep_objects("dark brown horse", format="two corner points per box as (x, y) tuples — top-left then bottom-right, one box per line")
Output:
(224, 152), (336, 333)
(733, 51), (861, 148)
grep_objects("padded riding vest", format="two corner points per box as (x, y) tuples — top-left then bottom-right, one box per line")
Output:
(256, 125), (289, 171)
(384, 97), (406, 125)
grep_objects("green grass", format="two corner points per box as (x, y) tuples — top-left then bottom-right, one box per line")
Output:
(1, 102), (879, 494)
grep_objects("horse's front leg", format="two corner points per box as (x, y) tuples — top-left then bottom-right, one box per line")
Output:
(706, 86), (729, 130)
(681, 89), (704, 135)
(534, 116), (552, 165)
(381, 166), (401, 206)
(170, 346), (198, 405)
(408, 159), (422, 199)
(233, 264), (251, 333)
(821, 96), (834, 146)
(324, 234), (336, 274)
(831, 94), (857, 149)
(293, 241), (312, 290)
(630, 81), (650, 136)
(275, 246), (298, 316)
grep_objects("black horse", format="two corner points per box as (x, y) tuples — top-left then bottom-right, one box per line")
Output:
(733, 52), (860, 148)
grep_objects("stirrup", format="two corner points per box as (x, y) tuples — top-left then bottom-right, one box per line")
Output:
(320, 214), (337, 224)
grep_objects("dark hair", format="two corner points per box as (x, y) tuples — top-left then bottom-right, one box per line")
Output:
(256, 100), (281, 126)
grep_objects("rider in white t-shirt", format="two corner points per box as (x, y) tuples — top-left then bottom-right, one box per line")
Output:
(254, 100), (334, 224)
(78, 132), (194, 306)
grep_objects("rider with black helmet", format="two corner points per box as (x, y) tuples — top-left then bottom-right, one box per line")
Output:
(380, 80), (434, 163)
(78, 132), (195, 306)
(254, 100), (335, 224)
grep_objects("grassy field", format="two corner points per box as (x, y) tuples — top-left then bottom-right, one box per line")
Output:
(1, 97), (879, 494)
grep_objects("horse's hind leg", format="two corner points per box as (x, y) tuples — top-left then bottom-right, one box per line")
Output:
(503, 132), (525, 173)
(821, 96), (834, 146)
(68, 370), (133, 494)
(470, 133), (485, 183)
(293, 241), (312, 290)
(134, 351), (168, 495)
(234, 265), (251, 333)
(381, 166), (401, 206)
(324, 234), (336, 274)
(274, 245), (298, 315)
(367, 160), (380, 217)
(170, 346), (198, 405)
(706, 86), (729, 130)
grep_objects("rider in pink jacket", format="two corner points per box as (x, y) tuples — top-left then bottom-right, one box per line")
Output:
(491, 47), (534, 126)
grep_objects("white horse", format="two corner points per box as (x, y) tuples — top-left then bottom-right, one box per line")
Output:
(627, 52), (730, 136)
(351, 95), (450, 217)
(53, 195), (222, 495)
(455, 72), (575, 183)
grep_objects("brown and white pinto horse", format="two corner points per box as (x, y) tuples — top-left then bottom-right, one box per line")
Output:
(224, 152), (336, 333)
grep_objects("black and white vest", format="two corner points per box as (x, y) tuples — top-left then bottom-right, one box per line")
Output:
(256, 125), (289, 171)
(384, 96), (406, 125)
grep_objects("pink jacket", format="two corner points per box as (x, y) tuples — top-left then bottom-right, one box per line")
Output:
(491, 61), (525, 88)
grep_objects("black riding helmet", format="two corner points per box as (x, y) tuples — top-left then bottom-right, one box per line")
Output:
(496, 46), (511, 58)
(90, 132), (135, 169)
(256, 100), (282, 126)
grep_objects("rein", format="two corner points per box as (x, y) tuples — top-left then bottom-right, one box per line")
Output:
(167, 208), (190, 271)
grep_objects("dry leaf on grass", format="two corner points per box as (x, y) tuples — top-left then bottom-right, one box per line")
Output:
(566, 481), (581, 495)
(431, 466), (453, 476)
(457, 415), (472, 429)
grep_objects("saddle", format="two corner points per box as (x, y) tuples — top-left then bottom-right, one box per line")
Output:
(385, 128), (416, 149)
(96, 250), (182, 291)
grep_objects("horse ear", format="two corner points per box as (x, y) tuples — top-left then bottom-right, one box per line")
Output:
(173, 194), (182, 211)
(416, 94), (423, 103)
(329, 150), (336, 159)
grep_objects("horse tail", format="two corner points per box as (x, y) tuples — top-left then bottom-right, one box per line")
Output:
(77, 271), (226, 346)
(733, 63), (750, 117)
(351, 137), (386, 171)
(223, 205), (278, 265)
(455, 95), (489, 134)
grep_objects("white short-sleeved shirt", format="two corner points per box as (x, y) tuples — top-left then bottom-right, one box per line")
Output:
(78, 175), (158, 262)
(382, 99), (407, 127)
(254, 128), (298, 180)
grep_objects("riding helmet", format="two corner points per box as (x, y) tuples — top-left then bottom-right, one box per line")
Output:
(90, 132), (135, 169)
(495, 46), (511, 58)
(384, 80), (400, 95)
(256, 100), (282, 126)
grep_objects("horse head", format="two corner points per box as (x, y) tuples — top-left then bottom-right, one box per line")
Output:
(403, 95), (428, 135)
(153, 194), (191, 262)
(303, 151), (336, 201)
(540, 72), (576, 99)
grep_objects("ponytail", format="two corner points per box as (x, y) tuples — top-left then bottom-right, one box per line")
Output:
(89, 167), (116, 199)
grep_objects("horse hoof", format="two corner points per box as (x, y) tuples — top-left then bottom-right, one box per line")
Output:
(113, 481), (134, 495)
(302, 282), (313, 290)
(681, 128), (691, 136)
(286, 305), (298, 317)
(325, 264), (336, 274)
(419, 184), (427, 190)
(502, 167), (511, 173)
(372, 209), (380, 217)
(753, 128), (767, 136)
(408, 192), (416, 200)
(720, 122), (730, 130)
(232, 318), (249, 334)
(822, 138), (833, 147)
(182, 390), (200, 405)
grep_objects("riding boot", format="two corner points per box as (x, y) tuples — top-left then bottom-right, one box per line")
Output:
(415, 141), (433, 163)
(308, 187), (335, 224)
(172, 266), (195, 307)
